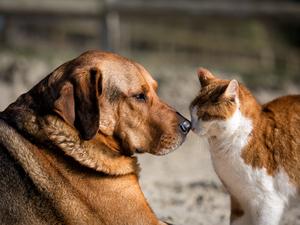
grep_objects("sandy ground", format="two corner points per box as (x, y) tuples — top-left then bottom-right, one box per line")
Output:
(0, 52), (299, 225)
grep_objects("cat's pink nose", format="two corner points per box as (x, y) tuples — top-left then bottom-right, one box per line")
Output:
(190, 123), (196, 132)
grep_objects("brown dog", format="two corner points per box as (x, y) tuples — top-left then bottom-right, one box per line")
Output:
(0, 51), (190, 225)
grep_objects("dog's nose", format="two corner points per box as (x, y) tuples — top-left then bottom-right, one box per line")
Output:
(176, 112), (191, 134)
(179, 120), (191, 134)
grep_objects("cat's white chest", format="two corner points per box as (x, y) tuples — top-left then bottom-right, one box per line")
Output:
(208, 114), (275, 204)
(206, 112), (297, 225)
(209, 139), (259, 204)
(209, 138), (296, 225)
(208, 110), (255, 195)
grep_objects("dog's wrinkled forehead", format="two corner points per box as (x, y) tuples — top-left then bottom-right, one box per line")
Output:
(100, 60), (157, 97)
(102, 61), (143, 91)
(135, 63), (158, 91)
(67, 51), (157, 96)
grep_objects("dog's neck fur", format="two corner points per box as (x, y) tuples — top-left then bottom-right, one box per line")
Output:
(1, 94), (139, 176)
(0, 92), (166, 225)
(0, 118), (161, 225)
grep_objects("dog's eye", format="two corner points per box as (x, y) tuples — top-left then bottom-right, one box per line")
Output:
(134, 93), (147, 102)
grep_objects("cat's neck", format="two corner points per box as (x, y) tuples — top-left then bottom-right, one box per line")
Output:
(238, 85), (262, 122)
(208, 86), (260, 155)
(208, 108), (253, 156)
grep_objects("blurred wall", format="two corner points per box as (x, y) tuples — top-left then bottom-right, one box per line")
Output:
(0, 2), (300, 225)
(0, 0), (299, 111)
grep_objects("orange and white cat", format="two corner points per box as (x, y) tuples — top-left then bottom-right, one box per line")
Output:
(190, 68), (300, 225)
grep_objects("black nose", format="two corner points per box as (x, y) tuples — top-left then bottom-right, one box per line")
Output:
(176, 112), (191, 134)
(179, 120), (191, 134)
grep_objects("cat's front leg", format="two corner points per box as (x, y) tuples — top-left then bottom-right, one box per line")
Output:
(231, 215), (251, 225)
(230, 195), (243, 223)
(230, 195), (252, 225)
(249, 196), (285, 225)
(231, 195), (284, 225)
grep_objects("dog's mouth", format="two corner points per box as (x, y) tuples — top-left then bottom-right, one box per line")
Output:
(134, 134), (185, 156)
(116, 128), (187, 156)
(151, 134), (185, 156)
(135, 148), (146, 154)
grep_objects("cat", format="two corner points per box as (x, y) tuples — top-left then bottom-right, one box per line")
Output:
(190, 68), (300, 225)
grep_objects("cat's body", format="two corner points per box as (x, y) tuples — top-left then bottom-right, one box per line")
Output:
(190, 68), (300, 225)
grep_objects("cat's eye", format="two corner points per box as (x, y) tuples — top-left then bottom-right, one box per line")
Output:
(229, 97), (236, 102)
(134, 93), (147, 102)
(202, 113), (211, 121)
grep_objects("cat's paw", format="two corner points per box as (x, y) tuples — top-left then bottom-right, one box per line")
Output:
(231, 215), (251, 225)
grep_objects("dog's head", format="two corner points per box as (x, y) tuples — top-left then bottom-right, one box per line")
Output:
(38, 51), (190, 156)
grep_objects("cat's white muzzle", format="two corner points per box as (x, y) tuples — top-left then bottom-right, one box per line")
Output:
(193, 120), (218, 137)
(191, 107), (210, 136)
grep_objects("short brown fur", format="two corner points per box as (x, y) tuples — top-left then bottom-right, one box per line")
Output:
(0, 51), (189, 225)
(242, 95), (300, 186)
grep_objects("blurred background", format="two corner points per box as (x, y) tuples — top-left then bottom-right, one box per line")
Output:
(0, 0), (299, 224)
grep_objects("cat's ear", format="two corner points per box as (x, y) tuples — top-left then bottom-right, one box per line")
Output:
(224, 80), (239, 100)
(197, 68), (215, 87)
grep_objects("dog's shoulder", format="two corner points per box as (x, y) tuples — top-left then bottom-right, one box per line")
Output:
(0, 126), (62, 225)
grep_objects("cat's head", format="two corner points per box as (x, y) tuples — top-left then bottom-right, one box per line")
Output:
(190, 68), (242, 138)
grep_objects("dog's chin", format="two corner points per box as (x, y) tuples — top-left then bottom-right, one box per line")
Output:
(152, 148), (176, 156)
(134, 134), (186, 156)
(135, 147), (173, 155)
(151, 140), (184, 156)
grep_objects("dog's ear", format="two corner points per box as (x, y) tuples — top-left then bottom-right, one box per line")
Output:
(73, 68), (102, 140)
(53, 82), (75, 127)
(54, 67), (102, 140)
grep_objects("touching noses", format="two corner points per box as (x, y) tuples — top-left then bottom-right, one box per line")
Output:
(180, 120), (191, 134)
(190, 106), (198, 132)
(176, 112), (191, 134)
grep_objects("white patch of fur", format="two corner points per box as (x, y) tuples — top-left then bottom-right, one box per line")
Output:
(274, 169), (297, 202)
(191, 106), (242, 138)
(191, 104), (297, 225)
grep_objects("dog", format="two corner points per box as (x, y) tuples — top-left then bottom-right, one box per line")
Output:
(0, 50), (191, 225)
